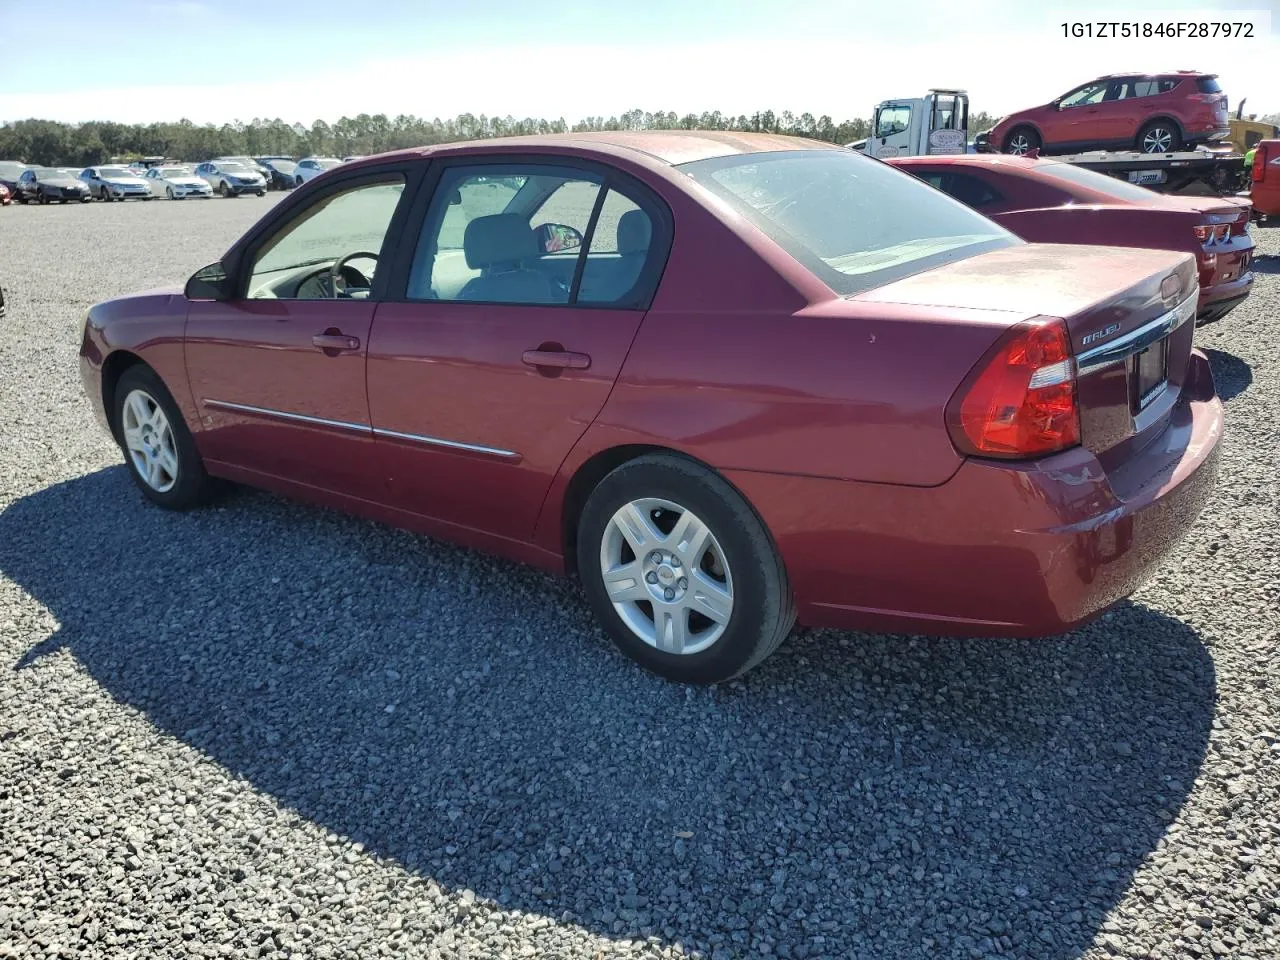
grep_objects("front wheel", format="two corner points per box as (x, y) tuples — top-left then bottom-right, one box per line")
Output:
(256, 189), (265, 197)
(577, 454), (795, 683)
(1138, 121), (1181, 154)
(113, 365), (213, 509)
(166, 186), (175, 200)
(219, 181), (231, 198)
(1003, 126), (1040, 155)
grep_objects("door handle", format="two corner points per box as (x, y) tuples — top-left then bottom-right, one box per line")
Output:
(522, 349), (591, 371)
(312, 330), (361, 354)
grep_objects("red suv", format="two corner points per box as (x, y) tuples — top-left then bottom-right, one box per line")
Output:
(989, 72), (1229, 156)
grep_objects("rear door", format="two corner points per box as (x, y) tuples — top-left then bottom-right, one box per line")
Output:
(367, 158), (671, 541)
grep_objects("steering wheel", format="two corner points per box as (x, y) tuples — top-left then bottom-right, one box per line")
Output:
(326, 250), (381, 298)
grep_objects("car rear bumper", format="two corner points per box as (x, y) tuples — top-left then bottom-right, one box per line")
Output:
(727, 352), (1223, 638)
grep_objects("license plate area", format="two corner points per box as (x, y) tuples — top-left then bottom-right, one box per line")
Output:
(1131, 337), (1169, 412)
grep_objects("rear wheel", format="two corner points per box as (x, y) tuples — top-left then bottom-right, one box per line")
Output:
(113, 365), (213, 510)
(577, 454), (795, 683)
(1138, 120), (1181, 154)
(1003, 126), (1040, 155)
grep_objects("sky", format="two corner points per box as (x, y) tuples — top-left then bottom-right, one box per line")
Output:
(0, 0), (1277, 127)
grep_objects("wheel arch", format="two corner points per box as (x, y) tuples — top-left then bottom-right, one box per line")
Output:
(100, 349), (148, 442)
(1139, 114), (1185, 141)
(557, 443), (787, 584)
(1004, 122), (1043, 148)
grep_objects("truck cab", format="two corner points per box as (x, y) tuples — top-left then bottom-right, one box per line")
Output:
(865, 90), (970, 159)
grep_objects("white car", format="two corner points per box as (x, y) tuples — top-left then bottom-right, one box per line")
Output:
(194, 160), (268, 198)
(293, 157), (342, 186)
(144, 164), (214, 200)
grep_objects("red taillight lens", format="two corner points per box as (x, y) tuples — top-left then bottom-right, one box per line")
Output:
(947, 319), (1080, 459)
(1254, 148), (1267, 184)
(1193, 224), (1210, 242)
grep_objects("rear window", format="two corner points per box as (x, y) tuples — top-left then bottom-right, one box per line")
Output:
(1196, 77), (1223, 94)
(1036, 161), (1165, 202)
(679, 150), (1017, 296)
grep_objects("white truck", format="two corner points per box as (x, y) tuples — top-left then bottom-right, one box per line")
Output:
(854, 89), (971, 158)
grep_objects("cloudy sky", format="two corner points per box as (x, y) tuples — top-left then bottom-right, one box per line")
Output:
(0, 0), (1276, 126)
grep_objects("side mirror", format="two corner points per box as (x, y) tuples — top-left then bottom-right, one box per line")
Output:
(184, 261), (232, 301)
(534, 222), (583, 255)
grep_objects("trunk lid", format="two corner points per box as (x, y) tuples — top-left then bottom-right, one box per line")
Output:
(857, 243), (1199, 463)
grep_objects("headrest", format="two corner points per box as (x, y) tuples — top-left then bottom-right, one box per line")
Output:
(617, 209), (651, 255)
(464, 214), (538, 269)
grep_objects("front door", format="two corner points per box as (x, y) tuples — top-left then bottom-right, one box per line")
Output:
(1050, 80), (1110, 148)
(185, 170), (412, 497)
(868, 102), (914, 158)
(367, 160), (669, 542)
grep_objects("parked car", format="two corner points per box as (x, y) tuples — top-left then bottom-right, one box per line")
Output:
(891, 153), (1254, 325)
(194, 160), (267, 198)
(144, 164), (215, 200)
(0, 161), (28, 198)
(1248, 139), (1280, 220)
(81, 165), (153, 201)
(989, 72), (1230, 156)
(293, 157), (341, 185)
(212, 156), (272, 181)
(0, 183), (10, 206)
(78, 132), (1222, 683)
(258, 158), (297, 190)
(16, 167), (92, 204)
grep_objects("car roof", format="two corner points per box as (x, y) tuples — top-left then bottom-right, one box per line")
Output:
(342, 131), (837, 173)
(1094, 70), (1212, 79)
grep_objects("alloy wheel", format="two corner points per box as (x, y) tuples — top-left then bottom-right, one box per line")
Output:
(1008, 133), (1031, 155)
(1142, 127), (1174, 153)
(121, 389), (179, 493)
(598, 497), (734, 655)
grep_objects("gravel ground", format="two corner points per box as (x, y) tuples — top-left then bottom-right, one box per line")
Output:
(0, 198), (1276, 960)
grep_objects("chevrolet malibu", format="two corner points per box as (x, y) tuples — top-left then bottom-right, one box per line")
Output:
(78, 132), (1223, 683)
(890, 154), (1254, 325)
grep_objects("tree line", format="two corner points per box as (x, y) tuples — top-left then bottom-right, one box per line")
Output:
(0, 108), (1001, 166)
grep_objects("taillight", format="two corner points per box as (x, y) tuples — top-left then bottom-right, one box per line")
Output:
(947, 319), (1080, 459)
(1254, 147), (1267, 183)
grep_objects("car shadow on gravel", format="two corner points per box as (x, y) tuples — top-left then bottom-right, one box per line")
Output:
(3, 468), (1217, 960)
(1250, 252), (1280, 274)
(1203, 348), (1253, 401)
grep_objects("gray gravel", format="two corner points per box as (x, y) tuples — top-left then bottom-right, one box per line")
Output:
(0, 197), (1277, 960)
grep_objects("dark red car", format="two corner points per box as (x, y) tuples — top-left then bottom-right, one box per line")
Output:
(890, 153), (1254, 325)
(78, 132), (1222, 683)
(989, 72), (1229, 156)
(1249, 140), (1280, 218)
(0, 183), (10, 206)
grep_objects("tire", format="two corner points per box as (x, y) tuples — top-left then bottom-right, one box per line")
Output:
(166, 186), (175, 200)
(80, 196), (91, 203)
(59, 199), (67, 204)
(1003, 126), (1040, 155)
(295, 176), (304, 188)
(112, 365), (213, 510)
(219, 181), (231, 198)
(1138, 120), (1181, 154)
(577, 454), (795, 683)
(256, 190), (265, 197)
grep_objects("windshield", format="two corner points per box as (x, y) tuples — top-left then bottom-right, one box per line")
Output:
(679, 150), (1016, 295)
(269, 160), (296, 173)
(99, 167), (134, 179)
(1036, 161), (1167, 202)
(0, 162), (27, 179)
(217, 162), (249, 173)
(160, 166), (194, 177)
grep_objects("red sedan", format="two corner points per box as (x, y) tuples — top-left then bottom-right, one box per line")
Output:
(79, 132), (1222, 682)
(891, 153), (1254, 326)
(0, 183), (11, 206)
